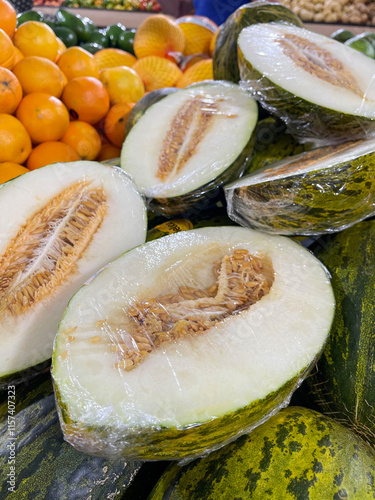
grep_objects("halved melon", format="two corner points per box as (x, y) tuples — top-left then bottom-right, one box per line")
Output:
(0, 161), (146, 388)
(52, 226), (334, 461)
(238, 23), (375, 144)
(120, 81), (258, 216)
(225, 138), (375, 235)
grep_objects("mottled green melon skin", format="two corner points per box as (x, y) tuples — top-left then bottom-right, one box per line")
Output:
(0, 373), (142, 499)
(213, 2), (303, 83)
(149, 406), (375, 500)
(227, 148), (375, 235)
(238, 50), (375, 143)
(56, 372), (304, 461)
(309, 220), (375, 447)
(0, 360), (51, 392)
(246, 117), (313, 176)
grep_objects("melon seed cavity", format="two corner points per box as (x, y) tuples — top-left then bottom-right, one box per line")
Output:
(0, 181), (107, 316)
(113, 249), (274, 371)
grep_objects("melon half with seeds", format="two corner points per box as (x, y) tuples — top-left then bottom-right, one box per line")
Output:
(0, 161), (147, 388)
(52, 226), (335, 461)
(238, 23), (375, 143)
(120, 81), (258, 216)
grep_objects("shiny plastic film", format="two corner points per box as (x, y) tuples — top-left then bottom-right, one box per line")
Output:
(120, 81), (258, 217)
(52, 227), (335, 462)
(225, 138), (375, 236)
(237, 23), (375, 145)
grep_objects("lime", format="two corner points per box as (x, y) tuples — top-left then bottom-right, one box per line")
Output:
(117, 29), (136, 55)
(104, 23), (127, 47)
(16, 10), (44, 27)
(79, 42), (104, 54)
(53, 26), (78, 48)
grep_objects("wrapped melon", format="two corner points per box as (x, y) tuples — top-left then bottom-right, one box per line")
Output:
(120, 81), (258, 216)
(0, 161), (147, 388)
(238, 23), (375, 144)
(52, 227), (334, 461)
(225, 138), (375, 235)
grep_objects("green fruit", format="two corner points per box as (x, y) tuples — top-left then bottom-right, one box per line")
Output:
(238, 23), (375, 143)
(16, 10), (44, 27)
(309, 219), (375, 447)
(117, 29), (136, 54)
(55, 9), (95, 43)
(52, 226), (334, 460)
(121, 81), (258, 216)
(0, 161), (147, 388)
(330, 28), (354, 43)
(149, 406), (375, 500)
(125, 87), (179, 136)
(86, 29), (109, 48)
(0, 373), (142, 498)
(345, 35), (375, 58)
(225, 138), (375, 235)
(104, 23), (127, 47)
(79, 42), (104, 54)
(213, 1), (303, 83)
(53, 26), (78, 48)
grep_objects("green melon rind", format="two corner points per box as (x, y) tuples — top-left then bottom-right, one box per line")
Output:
(149, 406), (375, 500)
(55, 370), (306, 462)
(0, 360), (51, 393)
(0, 376), (142, 499)
(213, 1), (303, 83)
(225, 147), (375, 235)
(308, 220), (375, 447)
(238, 47), (375, 143)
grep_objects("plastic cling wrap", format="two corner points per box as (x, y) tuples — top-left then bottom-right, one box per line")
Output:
(120, 81), (258, 217)
(225, 138), (375, 236)
(237, 23), (375, 145)
(52, 226), (335, 462)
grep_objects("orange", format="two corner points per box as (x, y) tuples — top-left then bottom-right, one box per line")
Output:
(0, 114), (32, 164)
(55, 37), (67, 62)
(13, 56), (67, 98)
(26, 141), (80, 170)
(0, 0), (16, 39)
(12, 46), (24, 67)
(176, 58), (213, 88)
(175, 16), (217, 56)
(57, 46), (99, 81)
(0, 162), (29, 183)
(97, 143), (121, 162)
(16, 93), (70, 144)
(0, 67), (22, 114)
(209, 28), (219, 57)
(0, 28), (15, 69)
(133, 56), (182, 91)
(134, 15), (185, 60)
(62, 76), (110, 125)
(104, 102), (134, 148)
(61, 121), (101, 161)
(93, 48), (137, 71)
(99, 66), (144, 105)
(13, 21), (58, 61)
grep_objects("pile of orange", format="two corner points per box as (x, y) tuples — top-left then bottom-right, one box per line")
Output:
(0, 0), (218, 184)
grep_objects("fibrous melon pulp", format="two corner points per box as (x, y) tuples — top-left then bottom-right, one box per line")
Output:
(52, 226), (334, 460)
(0, 161), (146, 388)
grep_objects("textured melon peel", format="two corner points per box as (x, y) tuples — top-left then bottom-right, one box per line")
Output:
(52, 227), (335, 461)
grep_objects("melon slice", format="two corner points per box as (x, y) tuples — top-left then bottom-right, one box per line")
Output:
(52, 226), (334, 461)
(120, 81), (258, 216)
(238, 23), (375, 144)
(0, 161), (147, 387)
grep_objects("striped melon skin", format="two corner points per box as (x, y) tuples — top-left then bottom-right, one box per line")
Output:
(213, 1), (303, 83)
(309, 220), (375, 447)
(238, 24), (375, 144)
(150, 406), (375, 500)
(225, 138), (375, 235)
(0, 374), (142, 499)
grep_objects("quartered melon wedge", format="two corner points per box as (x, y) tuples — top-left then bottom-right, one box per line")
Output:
(0, 161), (147, 388)
(52, 226), (334, 461)
(120, 81), (258, 216)
(225, 138), (375, 235)
(238, 23), (375, 143)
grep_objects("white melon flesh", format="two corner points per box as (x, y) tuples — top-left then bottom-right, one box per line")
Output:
(120, 82), (258, 198)
(0, 161), (146, 382)
(53, 227), (334, 438)
(238, 23), (375, 118)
